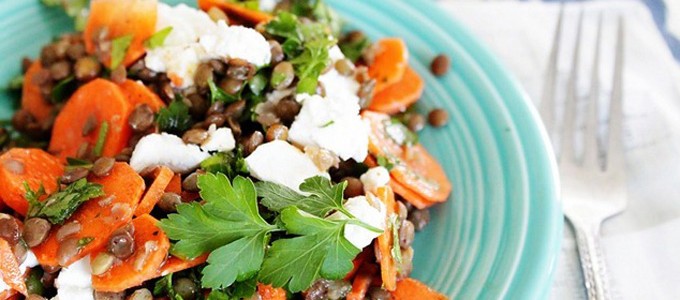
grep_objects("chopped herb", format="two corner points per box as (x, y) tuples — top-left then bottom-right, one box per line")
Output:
(288, 0), (342, 37)
(92, 121), (109, 157)
(339, 34), (370, 63)
(390, 215), (402, 271)
(50, 76), (77, 104)
(248, 73), (267, 96)
(26, 179), (105, 225)
(320, 120), (334, 128)
(290, 38), (333, 94)
(66, 157), (93, 170)
(77, 237), (94, 248)
(208, 80), (239, 104)
(377, 155), (394, 171)
(110, 34), (133, 70)
(145, 27), (173, 49)
(200, 149), (248, 179)
(157, 99), (192, 134)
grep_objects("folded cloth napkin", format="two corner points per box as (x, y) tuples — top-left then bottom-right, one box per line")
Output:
(437, 0), (680, 299)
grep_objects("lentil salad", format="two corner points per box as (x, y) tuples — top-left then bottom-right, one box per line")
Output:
(0, 0), (452, 299)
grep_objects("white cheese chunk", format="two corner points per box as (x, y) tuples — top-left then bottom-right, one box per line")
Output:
(319, 46), (360, 102)
(327, 195), (386, 249)
(360, 166), (391, 194)
(201, 124), (236, 153)
(145, 3), (271, 88)
(130, 133), (210, 173)
(245, 140), (328, 193)
(289, 93), (369, 162)
(55, 256), (93, 300)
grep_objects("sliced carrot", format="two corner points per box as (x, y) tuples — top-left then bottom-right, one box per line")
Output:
(375, 186), (397, 291)
(257, 283), (287, 300)
(118, 80), (166, 112)
(362, 111), (452, 208)
(368, 67), (424, 115)
(0, 239), (27, 296)
(198, 0), (273, 26)
(135, 166), (174, 216)
(32, 163), (145, 267)
(165, 174), (182, 194)
(344, 247), (373, 281)
(365, 155), (439, 209)
(159, 254), (208, 277)
(368, 38), (409, 93)
(0, 148), (64, 216)
(49, 79), (132, 162)
(21, 60), (53, 121)
(83, 0), (158, 68)
(391, 278), (447, 300)
(347, 264), (378, 300)
(92, 214), (170, 292)
(0, 290), (18, 300)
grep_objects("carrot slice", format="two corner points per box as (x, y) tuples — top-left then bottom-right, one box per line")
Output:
(49, 79), (132, 161)
(198, 0), (273, 26)
(21, 60), (53, 122)
(365, 156), (439, 209)
(344, 247), (373, 281)
(347, 264), (378, 300)
(84, 0), (157, 68)
(32, 163), (145, 267)
(92, 214), (170, 292)
(375, 186), (397, 291)
(0, 148), (64, 216)
(0, 290), (19, 300)
(368, 38), (409, 93)
(159, 254), (208, 277)
(362, 111), (451, 208)
(135, 166), (174, 216)
(0, 239), (27, 296)
(118, 80), (166, 112)
(257, 283), (287, 300)
(391, 278), (447, 300)
(368, 67), (424, 115)
(165, 174), (182, 194)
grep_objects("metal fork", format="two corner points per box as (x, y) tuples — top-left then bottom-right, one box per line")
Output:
(540, 8), (627, 300)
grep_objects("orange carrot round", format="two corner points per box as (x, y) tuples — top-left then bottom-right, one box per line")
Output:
(49, 79), (132, 162)
(118, 79), (166, 112)
(135, 166), (174, 217)
(257, 283), (287, 300)
(0, 148), (64, 216)
(84, 0), (158, 68)
(362, 111), (452, 208)
(21, 60), (54, 122)
(375, 186), (397, 291)
(92, 214), (170, 292)
(0, 239), (27, 296)
(368, 67), (424, 115)
(32, 162), (145, 267)
(391, 278), (447, 300)
(369, 38), (409, 93)
(198, 0), (273, 26)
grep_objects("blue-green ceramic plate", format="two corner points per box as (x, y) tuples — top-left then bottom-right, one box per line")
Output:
(0, 0), (562, 298)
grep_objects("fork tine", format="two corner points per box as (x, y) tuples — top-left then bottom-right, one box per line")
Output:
(583, 13), (603, 169)
(560, 9), (584, 162)
(539, 2), (564, 139)
(606, 17), (625, 173)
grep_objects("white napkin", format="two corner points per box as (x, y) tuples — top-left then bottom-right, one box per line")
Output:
(437, 0), (680, 299)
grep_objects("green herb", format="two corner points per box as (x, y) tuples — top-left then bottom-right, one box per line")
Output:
(145, 27), (173, 49)
(110, 34), (133, 70)
(7, 74), (23, 91)
(288, 0), (342, 37)
(160, 174), (278, 289)
(66, 157), (93, 170)
(320, 120), (334, 128)
(257, 207), (361, 292)
(390, 215), (402, 271)
(208, 80), (239, 104)
(25, 267), (45, 296)
(25, 179), (104, 224)
(50, 76), (77, 104)
(290, 39), (333, 94)
(153, 273), (183, 300)
(92, 121), (109, 157)
(248, 73), (267, 96)
(157, 99), (192, 134)
(77, 237), (94, 248)
(377, 155), (394, 171)
(256, 176), (349, 218)
(200, 149), (248, 179)
(339, 34), (370, 63)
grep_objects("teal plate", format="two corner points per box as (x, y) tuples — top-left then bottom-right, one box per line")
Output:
(0, 0), (562, 298)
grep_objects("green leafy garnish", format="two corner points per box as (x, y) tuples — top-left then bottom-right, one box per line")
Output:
(157, 99), (192, 134)
(377, 155), (394, 171)
(25, 179), (105, 225)
(153, 273), (183, 300)
(200, 150), (248, 179)
(92, 121), (109, 157)
(290, 39), (333, 94)
(145, 26), (173, 49)
(288, 0), (342, 36)
(256, 176), (347, 218)
(339, 33), (370, 63)
(257, 207), (360, 292)
(160, 174), (278, 289)
(206, 277), (257, 300)
(208, 80), (239, 104)
(248, 73), (267, 96)
(66, 157), (93, 170)
(320, 120), (334, 128)
(110, 34), (133, 70)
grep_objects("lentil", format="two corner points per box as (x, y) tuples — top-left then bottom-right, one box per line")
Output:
(107, 229), (135, 259)
(428, 108), (449, 127)
(367, 287), (393, 300)
(187, 93), (209, 118)
(60, 167), (89, 184)
(342, 177), (364, 198)
(158, 192), (182, 213)
(182, 172), (200, 192)
(128, 104), (155, 132)
(182, 129), (209, 145)
(408, 209), (430, 231)
(396, 201), (408, 224)
(173, 278), (199, 300)
(399, 220), (415, 248)
(430, 54), (450, 76)
(194, 63), (214, 89)
(406, 113), (426, 132)
(0, 214), (21, 244)
(274, 98), (301, 124)
(49, 61), (71, 81)
(226, 117), (242, 137)
(74, 57), (102, 82)
(358, 79), (376, 108)
(207, 6), (228, 22)
(270, 61), (295, 90)
(91, 157), (115, 177)
(266, 124), (289, 142)
(55, 221), (81, 242)
(218, 77), (244, 95)
(305, 279), (351, 300)
(94, 291), (126, 300)
(226, 58), (255, 81)
(110, 65), (127, 84)
(206, 101), (225, 116)
(334, 59), (355, 76)
(205, 113), (226, 127)
(241, 131), (264, 156)
(224, 100), (246, 118)
(129, 288), (153, 300)
(57, 237), (81, 266)
(66, 43), (86, 60)
(269, 40), (284, 64)
(23, 218), (52, 247)
(82, 114), (98, 136)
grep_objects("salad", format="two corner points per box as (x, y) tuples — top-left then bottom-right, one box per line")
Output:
(0, 0), (452, 299)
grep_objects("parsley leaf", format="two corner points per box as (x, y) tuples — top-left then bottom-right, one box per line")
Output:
(208, 80), (239, 104)
(145, 26), (173, 49)
(92, 121), (109, 157)
(377, 155), (394, 171)
(200, 149), (248, 179)
(159, 174), (278, 289)
(26, 179), (105, 225)
(290, 39), (333, 94)
(339, 33), (370, 63)
(255, 176), (347, 218)
(157, 99), (192, 134)
(111, 34), (133, 70)
(258, 207), (360, 292)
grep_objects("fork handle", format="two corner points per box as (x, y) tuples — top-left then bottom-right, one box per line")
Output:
(574, 223), (612, 300)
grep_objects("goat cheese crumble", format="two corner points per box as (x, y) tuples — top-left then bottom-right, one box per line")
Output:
(54, 256), (93, 300)
(130, 133), (210, 173)
(360, 166), (391, 194)
(145, 3), (271, 88)
(327, 195), (386, 249)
